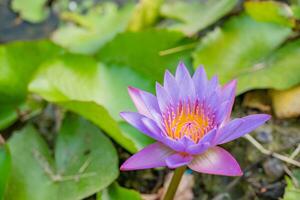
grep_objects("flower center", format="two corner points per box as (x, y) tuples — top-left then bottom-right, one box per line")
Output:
(163, 100), (215, 143)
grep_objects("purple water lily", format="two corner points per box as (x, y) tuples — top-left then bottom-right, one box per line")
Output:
(120, 62), (270, 176)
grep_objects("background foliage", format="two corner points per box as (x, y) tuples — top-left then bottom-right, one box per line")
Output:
(1, 0), (300, 199)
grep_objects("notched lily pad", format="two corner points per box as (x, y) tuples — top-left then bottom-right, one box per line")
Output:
(5, 114), (118, 200)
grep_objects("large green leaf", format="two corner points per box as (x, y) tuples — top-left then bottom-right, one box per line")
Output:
(193, 13), (291, 92)
(0, 40), (62, 102)
(97, 29), (193, 82)
(29, 54), (154, 152)
(245, 1), (295, 27)
(238, 39), (300, 93)
(11, 0), (49, 23)
(52, 3), (134, 54)
(160, 0), (238, 36)
(98, 183), (142, 200)
(0, 143), (10, 200)
(5, 115), (118, 200)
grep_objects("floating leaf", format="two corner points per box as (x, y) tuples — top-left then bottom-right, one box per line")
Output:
(160, 0), (238, 35)
(11, 0), (49, 23)
(98, 182), (142, 200)
(238, 39), (300, 93)
(97, 29), (193, 82)
(5, 115), (118, 200)
(128, 0), (164, 31)
(52, 3), (134, 54)
(0, 41), (61, 130)
(29, 54), (154, 152)
(61, 101), (153, 153)
(0, 143), (10, 200)
(245, 1), (295, 27)
(0, 40), (62, 102)
(193, 14), (291, 93)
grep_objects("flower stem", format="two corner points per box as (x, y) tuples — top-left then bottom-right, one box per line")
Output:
(163, 165), (187, 200)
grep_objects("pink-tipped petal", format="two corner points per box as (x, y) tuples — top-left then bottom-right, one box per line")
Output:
(165, 153), (193, 169)
(193, 65), (208, 100)
(188, 146), (243, 176)
(175, 62), (196, 101)
(128, 86), (160, 120)
(120, 142), (174, 171)
(217, 114), (271, 145)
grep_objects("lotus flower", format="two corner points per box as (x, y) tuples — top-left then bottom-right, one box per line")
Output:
(120, 62), (270, 176)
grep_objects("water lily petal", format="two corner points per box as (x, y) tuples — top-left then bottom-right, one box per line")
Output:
(164, 70), (180, 104)
(120, 112), (162, 141)
(165, 153), (193, 168)
(156, 82), (172, 113)
(188, 146), (243, 176)
(193, 65), (208, 101)
(128, 86), (160, 120)
(175, 62), (196, 101)
(205, 75), (219, 99)
(186, 129), (217, 154)
(217, 114), (271, 144)
(220, 80), (237, 123)
(215, 101), (230, 125)
(120, 142), (174, 171)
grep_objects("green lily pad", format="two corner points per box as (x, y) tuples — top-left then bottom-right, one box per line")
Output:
(245, 1), (295, 27)
(5, 115), (118, 200)
(98, 182), (142, 200)
(0, 143), (11, 200)
(193, 13), (291, 93)
(29, 54), (154, 152)
(0, 40), (62, 103)
(97, 29), (193, 82)
(0, 40), (61, 130)
(237, 38), (300, 93)
(11, 0), (49, 23)
(52, 3), (134, 54)
(160, 0), (238, 36)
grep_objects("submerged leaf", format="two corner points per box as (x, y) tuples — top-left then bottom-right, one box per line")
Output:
(160, 0), (238, 35)
(269, 85), (300, 118)
(5, 115), (118, 200)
